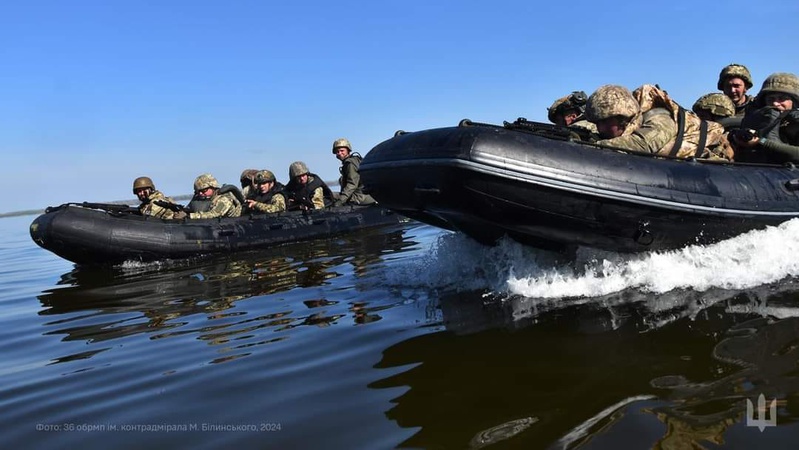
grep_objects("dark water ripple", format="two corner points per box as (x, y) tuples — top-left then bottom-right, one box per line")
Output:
(4, 214), (799, 448)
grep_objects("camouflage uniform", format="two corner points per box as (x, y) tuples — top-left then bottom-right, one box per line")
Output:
(737, 72), (799, 163)
(188, 173), (242, 219)
(587, 85), (677, 153)
(717, 64), (755, 117)
(248, 170), (287, 214)
(331, 138), (376, 206)
(140, 190), (178, 220)
(547, 91), (598, 133)
(285, 161), (334, 210)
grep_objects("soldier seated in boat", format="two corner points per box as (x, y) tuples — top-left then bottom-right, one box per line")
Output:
(239, 169), (259, 200)
(132, 176), (179, 220)
(284, 161), (335, 211)
(331, 138), (376, 207)
(174, 173), (243, 220)
(547, 91), (598, 133)
(585, 84), (734, 160)
(245, 170), (287, 214)
(733, 72), (799, 164)
(717, 63), (756, 118)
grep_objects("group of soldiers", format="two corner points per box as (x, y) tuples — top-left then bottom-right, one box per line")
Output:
(132, 138), (376, 220)
(545, 64), (799, 163)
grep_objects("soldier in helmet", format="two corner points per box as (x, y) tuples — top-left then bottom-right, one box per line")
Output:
(331, 138), (376, 207)
(284, 161), (335, 210)
(239, 169), (259, 200)
(245, 170), (287, 214)
(585, 84), (677, 153)
(175, 173), (242, 219)
(133, 176), (180, 219)
(733, 72), (799, 163)
(547, 91), (598, 133)
(717, 64), (755, 117)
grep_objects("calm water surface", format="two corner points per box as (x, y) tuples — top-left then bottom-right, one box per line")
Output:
(2, 213), (799, 449)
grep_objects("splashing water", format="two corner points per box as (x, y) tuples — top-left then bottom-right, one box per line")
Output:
(386, 219), (799, 299)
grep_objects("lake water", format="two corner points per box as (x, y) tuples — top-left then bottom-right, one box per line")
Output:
(3, 212), (799, 449)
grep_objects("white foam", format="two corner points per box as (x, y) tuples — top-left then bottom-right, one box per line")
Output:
(386, 219), (799, 299)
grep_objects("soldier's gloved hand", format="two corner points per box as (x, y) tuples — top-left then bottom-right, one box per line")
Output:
(173, 211), (188, 220)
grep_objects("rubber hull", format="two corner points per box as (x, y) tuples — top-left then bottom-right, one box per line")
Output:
(360, 124), (799, 252)
(30, 204), (404, 265)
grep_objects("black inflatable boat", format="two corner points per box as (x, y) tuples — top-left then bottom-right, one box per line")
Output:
(30, 202), (405, 265)
(359, 119), (799, 253)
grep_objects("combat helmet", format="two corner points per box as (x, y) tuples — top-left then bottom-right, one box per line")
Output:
(332, 138), (352, 153)
(547, 91), (588, 124)
(289, 161), (310, 179)
(585, 85), (640, 123)
(132, 176), (155, 193)
(759, 72), (799, 103)
(254, 170), (276, 184)
(692, 93), (736, 118)
(193, 173), (220, 192)
(717, 64), (753, 90)
(240, 169), (258, 184)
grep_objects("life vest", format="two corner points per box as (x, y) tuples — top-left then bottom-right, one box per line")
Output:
(634, 84), (734, 160)
(248, 182), (286, 210)
(186, 184), (244, 213)
(285, 173), (335, 209)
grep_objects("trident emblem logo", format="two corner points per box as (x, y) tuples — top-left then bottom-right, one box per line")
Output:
(746, 394), (777, 432)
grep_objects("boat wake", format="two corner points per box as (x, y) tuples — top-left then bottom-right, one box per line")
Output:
(385, 218), (799, 299)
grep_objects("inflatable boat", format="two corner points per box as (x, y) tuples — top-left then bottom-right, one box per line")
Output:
(359, 119), (799, 253)
(29, 202), (405, 265)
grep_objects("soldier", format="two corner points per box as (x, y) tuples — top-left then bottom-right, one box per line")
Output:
(240, 169), (259, 200)
(733, 72), (799, 164)
(586, 84), (677, 152)
(586, 84), (734, 160)
(547, 91), (598, 133)
(331, 138), (376, 207)
(284, 161), (335, 210)
(717, 63), (755, 117)
(132, 176), (179, 219)
(175, 173), (242, 219)
(245, 170), (287, 214)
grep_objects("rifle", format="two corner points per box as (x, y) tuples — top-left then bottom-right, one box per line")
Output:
(153, 200), (186, 212)
(77, 202), (139, 214)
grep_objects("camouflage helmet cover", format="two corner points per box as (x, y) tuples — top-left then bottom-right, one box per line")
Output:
(547, 91), (588, 124)
(289, 161), (310, 179)
(692, 93), (736, 118)
(717, 64), (753, 90)
(132, 176), (155, 193)
(254, 169), (276, 184)
(332, 138), (352, 153)
(759, 72), (799, 101)
(585, 85), (640, 122)
(193, 173), (220, 192)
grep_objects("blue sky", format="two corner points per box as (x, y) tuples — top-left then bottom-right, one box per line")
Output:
(2, 0), (798, 213)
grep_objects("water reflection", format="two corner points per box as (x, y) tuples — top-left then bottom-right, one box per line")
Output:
(371, 281), (799, 449)
(36, 226), (415, 363)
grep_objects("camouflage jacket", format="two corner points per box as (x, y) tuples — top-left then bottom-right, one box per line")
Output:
(188, 191), (242, 219)
(597, 108), (678, 153)
(140, 190), (177, 220)
(570, 119), (598, 133)
(336, 153), (375, 206)
(734, 95), (755, 117)
(249, 183), (287, 214)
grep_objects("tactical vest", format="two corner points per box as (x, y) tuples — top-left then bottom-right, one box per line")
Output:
(339, 153), (365, 190)
(249, 182), (286, 205)
(736, 107), (799, 163)
(285, 173), (335, 209)
(187, 184), (244, 213)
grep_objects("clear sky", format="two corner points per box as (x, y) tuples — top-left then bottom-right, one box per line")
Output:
(2, 0), (798, 213)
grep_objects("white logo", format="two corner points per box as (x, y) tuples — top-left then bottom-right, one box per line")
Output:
(746, 394), (777, 432)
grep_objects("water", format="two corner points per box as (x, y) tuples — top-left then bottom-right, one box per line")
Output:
(2, 213), (799, 449)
